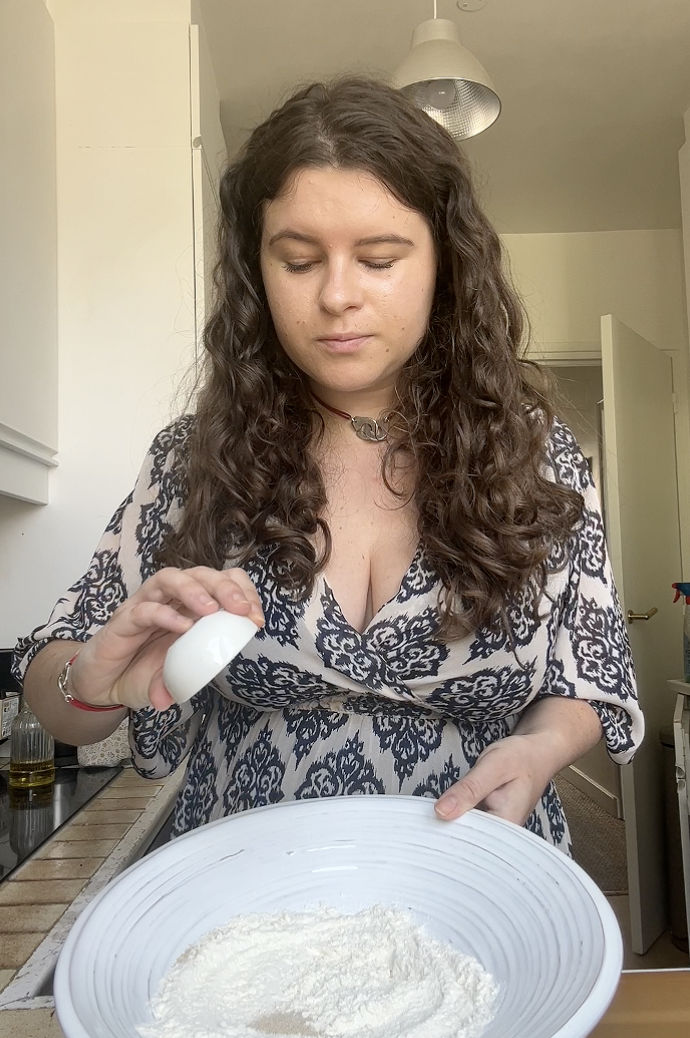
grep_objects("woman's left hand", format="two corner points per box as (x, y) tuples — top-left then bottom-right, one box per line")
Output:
(434, 696), (603, 825)
(433, 734), (555, 826)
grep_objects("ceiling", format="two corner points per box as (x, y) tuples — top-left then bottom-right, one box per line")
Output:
(197, 0), (690, 233)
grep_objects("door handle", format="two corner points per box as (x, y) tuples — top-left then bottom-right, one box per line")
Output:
(626, 607), (659, 623)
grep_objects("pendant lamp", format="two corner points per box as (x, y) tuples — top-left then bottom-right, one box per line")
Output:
(392, 2), (500, 140)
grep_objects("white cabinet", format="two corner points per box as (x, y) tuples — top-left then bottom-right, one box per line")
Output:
(0, 1), (58, 504)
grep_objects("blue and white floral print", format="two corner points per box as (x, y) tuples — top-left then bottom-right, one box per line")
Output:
(12, 416), (643, 853)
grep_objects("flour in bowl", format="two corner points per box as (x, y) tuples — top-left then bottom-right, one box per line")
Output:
(137, 904), (498, 1038)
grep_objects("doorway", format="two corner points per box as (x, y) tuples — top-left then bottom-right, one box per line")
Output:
(547, 364), (627, 900)
(546, 363), (622, 818)
(546, 362), (687, 968)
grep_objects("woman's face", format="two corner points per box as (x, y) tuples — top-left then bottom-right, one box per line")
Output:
(260, 166), (437, 406)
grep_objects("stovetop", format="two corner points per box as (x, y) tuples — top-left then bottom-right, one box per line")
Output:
(0, 762), (123, 884)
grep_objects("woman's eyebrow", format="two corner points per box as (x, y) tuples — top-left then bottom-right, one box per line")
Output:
(267, 230), (415, 247)
(354, 234), (415, 247)
(267, 230), (319, 246)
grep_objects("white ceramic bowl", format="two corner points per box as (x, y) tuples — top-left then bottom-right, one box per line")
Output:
(54, 797), (622, 1038)
(162, 609), (259, 704)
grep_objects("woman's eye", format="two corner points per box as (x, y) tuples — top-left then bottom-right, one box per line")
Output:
(282, 258), (395, 273)
(283, 261), (317, 273)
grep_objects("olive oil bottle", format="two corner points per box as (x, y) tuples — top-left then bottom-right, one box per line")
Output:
(9, 700), (55, 790)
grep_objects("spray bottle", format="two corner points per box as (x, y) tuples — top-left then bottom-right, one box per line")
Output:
(672, 582), (690, 682)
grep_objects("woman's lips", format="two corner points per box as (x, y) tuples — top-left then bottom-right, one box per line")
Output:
(317, 335), (372, 353)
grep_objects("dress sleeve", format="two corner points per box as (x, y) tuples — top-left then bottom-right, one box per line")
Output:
(538, 418), (644, 764)
(11, 416), (205, 779)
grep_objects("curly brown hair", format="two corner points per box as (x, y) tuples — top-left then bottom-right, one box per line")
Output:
(161, 77), (583, 638)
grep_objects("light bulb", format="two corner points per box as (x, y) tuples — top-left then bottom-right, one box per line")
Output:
(420, 79), (457, 110)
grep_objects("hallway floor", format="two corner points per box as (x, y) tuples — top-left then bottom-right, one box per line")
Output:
(608, 895), (689, 970)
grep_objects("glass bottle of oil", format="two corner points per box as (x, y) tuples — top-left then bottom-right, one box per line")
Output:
(9, 700), (55, 790)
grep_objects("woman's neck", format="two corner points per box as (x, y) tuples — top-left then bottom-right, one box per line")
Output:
(309, 385), (396, 422)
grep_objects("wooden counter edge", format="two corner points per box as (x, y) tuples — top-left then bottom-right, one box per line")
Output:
(590, 969), (690, 1036)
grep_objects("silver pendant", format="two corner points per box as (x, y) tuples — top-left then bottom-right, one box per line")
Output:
(351, 415), (389, 442)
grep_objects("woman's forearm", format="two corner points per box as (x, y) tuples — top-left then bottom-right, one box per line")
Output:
(512, 695), (603, 776)
(22, 641), (128, 746)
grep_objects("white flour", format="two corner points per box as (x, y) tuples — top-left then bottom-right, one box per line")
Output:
(137, 905), (498, 1038)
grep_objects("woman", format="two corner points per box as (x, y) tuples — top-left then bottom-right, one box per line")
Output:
(13, 79), (642, 850)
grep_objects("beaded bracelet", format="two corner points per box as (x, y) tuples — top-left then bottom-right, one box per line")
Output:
(57, 651), (124, 712)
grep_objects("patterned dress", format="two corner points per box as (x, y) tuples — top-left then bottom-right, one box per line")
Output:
(13, 417), (643, 852)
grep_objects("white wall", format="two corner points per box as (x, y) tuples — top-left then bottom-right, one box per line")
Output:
(504, 230), (687, 354)
(0, 0), (224, 648)
(504, 229), (690, 576)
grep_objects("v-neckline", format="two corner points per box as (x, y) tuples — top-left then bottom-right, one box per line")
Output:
(320, 542), (424, 636)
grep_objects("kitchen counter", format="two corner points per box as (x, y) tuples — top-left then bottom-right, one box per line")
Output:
(0, 771), (687, 1038)
(590, 969), (690, 1036)
(0, 765), (183, 1037)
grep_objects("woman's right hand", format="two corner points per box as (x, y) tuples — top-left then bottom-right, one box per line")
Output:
(67, 567), (264, 712)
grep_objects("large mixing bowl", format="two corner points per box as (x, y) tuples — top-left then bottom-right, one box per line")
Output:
(54, 795), (622, 1038)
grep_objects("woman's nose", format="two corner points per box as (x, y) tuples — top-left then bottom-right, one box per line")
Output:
(318, 260), (363, 315)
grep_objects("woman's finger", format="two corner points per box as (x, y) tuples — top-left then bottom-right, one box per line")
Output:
(187, 567), (265, 627)
(129, 567), (264, 629)
(127, 567), (228, 615)
(223, 568), (265, 622)
(148, 664), (176, 712)
(434, 750), (511, 820)
(96, 602), (194, 659)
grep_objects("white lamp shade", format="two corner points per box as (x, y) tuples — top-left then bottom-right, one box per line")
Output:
(392, 18), (501, 140)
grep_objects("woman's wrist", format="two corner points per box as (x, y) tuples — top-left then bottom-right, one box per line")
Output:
(23, 641), (128, 746)
(511, 697), (603, 775)
(57, 651), (124, 713)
